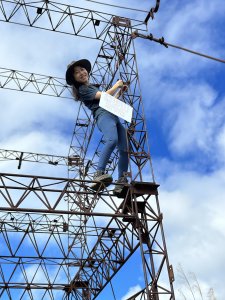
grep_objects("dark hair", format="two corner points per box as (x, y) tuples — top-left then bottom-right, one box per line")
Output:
(72, 85), (79, 101)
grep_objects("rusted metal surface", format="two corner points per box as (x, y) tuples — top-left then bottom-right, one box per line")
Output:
(0, 0), (147, 40)
(0, 67), (72, 98)
(0, 173), (174, 299)
(0, 148), (69, 167)
(0, 1), (175, 299)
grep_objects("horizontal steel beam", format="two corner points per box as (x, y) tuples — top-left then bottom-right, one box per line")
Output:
(0, 67), (72, 98)
(0, 148), (69, 167)
(0, 0), (147, 40)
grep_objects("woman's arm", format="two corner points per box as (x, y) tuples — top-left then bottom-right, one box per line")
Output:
(94, 80), (123, 99)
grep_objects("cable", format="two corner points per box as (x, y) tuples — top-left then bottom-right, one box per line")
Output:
(163, 41), (225, 64)
(110, 280), (117, 300)
(77, 0), (149, 13)
(132, 31), (225, 64)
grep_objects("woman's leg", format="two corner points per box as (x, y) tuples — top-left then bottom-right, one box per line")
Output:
(117, 121), (129, 178)
(97, 112), (118, 172)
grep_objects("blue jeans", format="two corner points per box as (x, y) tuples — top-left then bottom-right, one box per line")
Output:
(96, 111), (128, 178)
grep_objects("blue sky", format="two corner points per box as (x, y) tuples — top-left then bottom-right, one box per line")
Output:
(0, 0), (225, 299)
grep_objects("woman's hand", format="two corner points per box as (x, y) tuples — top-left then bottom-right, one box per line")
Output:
(115, 80), (124, 88)
(105, 79), (125, 96)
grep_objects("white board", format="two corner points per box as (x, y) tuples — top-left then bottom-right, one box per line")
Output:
(99, 92), (133, 123)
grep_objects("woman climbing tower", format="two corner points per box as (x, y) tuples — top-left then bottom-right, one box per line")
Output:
(66, 59), (128, 193)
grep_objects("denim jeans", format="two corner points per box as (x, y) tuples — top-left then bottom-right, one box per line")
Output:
(96, 110), (128, 178)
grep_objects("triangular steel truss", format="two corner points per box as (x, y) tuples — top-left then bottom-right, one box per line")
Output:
(0, 1), (175, 299)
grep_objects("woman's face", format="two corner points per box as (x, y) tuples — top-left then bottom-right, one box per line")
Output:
(73, 66), (89, 84)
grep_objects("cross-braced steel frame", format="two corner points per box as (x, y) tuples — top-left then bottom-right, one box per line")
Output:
(0, 1), (175, 299)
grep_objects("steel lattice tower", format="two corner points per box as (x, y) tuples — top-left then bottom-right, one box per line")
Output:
(0, 1), (175, 299)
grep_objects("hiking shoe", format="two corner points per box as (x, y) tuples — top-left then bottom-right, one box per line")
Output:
(93, 170), (113, 182)
(90, 170), (113, 191)
(113, 176), (128, 194)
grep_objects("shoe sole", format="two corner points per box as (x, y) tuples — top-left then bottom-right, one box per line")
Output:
(90, 176), (113, 191)
(94, 174), (113, 182)
(113, 188), (123, 195)
(113, 183), (128, 196)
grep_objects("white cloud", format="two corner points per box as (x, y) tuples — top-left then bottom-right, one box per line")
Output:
(157, 164), (225, 298)
(215, 123), (225, 162)
(121, 284), (142, 300)
(136, 0), (225, 82)
(134, 1), (225, 173)
(165, 83), (224, 157)
(1, 1), (225, 299)
(141, 79), (225, 169)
